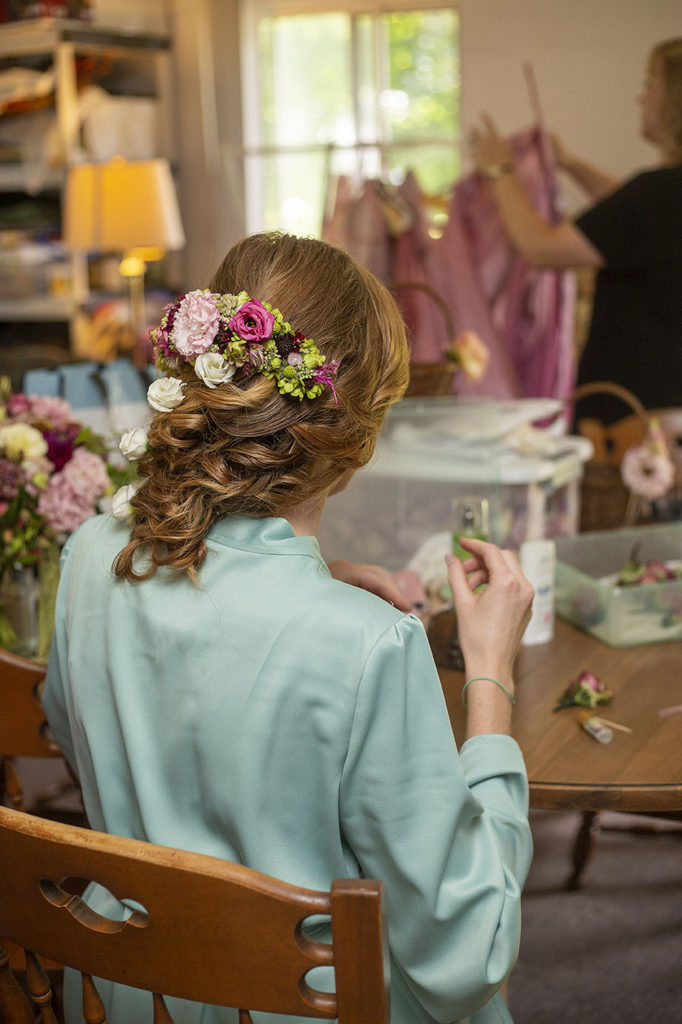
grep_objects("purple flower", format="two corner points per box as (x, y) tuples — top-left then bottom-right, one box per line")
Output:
(313, 361), (341, 404)
(44, 424), (80, 471)
(229, 299), (275, 342)
(0, 457), (22, 501)
(151, 325), (172, 357)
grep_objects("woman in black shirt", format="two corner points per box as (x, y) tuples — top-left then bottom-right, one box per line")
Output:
(470, 37), (682, 424)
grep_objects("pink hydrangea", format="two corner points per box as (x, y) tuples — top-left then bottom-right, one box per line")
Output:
(37, 447), (109, 533)
(171, 290), (221, 357)
(38, 474), (94, 534)
(28, 394), (73, 426)
(61, 447), (110, 503)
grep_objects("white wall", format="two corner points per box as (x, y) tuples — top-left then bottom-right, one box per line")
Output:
(170, 0), (245, 286)
(459, 0), (682, 213)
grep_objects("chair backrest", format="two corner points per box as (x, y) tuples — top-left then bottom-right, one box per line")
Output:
(0, 806), (390, 1024)
(0, 648), (59, 811)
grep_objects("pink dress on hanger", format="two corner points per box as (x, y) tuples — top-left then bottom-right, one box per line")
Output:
(392, 171), (451, 364)
(321, 125), (575, 401)
(322, 175), (392, 284)
(425, 125), (575, 399)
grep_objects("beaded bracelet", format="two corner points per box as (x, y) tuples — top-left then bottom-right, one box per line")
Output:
(461, 676), (516, 707)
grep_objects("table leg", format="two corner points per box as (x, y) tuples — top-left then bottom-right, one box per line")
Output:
(566, 810), (602, 890)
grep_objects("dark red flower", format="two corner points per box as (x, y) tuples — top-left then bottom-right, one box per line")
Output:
(45, 424), (80, 471)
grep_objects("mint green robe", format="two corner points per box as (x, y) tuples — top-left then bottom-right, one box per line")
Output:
(43, 514), (532, 1024)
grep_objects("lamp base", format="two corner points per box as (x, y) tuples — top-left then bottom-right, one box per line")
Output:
(120, 258), (149, 370)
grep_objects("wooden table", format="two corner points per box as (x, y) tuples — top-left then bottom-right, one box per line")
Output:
(433, 614), (682, 814)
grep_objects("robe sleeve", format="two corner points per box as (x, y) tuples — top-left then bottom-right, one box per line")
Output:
(41, 534), (78, 774)
(339, 614), (532, 1024)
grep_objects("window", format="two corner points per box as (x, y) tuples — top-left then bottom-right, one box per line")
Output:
(241, 1), (460, 237)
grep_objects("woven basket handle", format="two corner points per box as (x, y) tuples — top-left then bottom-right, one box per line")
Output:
(568, 380), (650, 430)
(387, 279), (455, 342)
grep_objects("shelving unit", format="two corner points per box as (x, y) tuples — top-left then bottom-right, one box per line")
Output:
(0, 17), (176, 352)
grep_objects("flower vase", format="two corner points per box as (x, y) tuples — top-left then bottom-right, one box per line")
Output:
(0, 563), (38, 658)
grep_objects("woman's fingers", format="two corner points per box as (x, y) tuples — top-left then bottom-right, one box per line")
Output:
(464, 569), (489, 592)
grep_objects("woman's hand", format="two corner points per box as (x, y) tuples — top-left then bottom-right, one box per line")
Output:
(549, 131), (574, 172)
(328, 560), (413, 613)
(469, 114), (514, 174)
(446, 537), (534, 683)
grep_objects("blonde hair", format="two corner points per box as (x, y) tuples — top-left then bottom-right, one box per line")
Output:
(114, 233), (409, 582)
(651, 37), (682, 161)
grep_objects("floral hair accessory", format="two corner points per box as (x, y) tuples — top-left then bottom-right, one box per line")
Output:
(118, 427), (148, 461)
(553, 670), (614, 712)
(148, 289), (340, 406)
(111, 482), (141, 521)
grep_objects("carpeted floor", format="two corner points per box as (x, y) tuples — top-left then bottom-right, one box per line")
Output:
(509, 809), (682, 1024)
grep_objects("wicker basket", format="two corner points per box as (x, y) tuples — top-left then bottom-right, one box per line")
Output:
(388, 279), (457, 398)
(570, 381), (650, 532)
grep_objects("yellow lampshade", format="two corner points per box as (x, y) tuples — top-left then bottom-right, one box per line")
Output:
(64, 157), (185, 253)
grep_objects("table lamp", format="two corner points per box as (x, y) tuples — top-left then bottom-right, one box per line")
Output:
(64, 156), (185, 367)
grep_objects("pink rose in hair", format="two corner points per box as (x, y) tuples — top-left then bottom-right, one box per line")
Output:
(171, 290), (221, 358)
(229, 299), (275, 342)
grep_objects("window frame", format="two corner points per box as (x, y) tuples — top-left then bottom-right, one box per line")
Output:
(239, 0), (460, 233)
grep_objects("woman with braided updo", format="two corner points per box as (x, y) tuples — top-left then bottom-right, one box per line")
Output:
(44, 232), (534, 1024)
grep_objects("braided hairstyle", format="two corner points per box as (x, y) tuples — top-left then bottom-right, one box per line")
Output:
(114, 232), (409, 582)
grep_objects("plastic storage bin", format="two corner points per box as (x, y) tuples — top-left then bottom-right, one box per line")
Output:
(317, 397), (591, 570)
(555, 523), (682, 647)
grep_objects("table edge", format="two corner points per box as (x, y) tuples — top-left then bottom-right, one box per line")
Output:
(530, 782), (682, 813)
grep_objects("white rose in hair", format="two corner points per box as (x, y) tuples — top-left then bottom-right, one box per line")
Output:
(147, 377), (185, 412)
(118, 426), (148, 460)
(111, 483), (139, 521)
(194, 352), (236, 388)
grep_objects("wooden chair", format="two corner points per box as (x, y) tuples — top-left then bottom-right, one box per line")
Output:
(0, 647), (56, 811)
(0, 647), (85, 823)
(0, 805), (390, 1024)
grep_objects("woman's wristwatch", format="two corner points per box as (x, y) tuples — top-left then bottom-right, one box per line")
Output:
(484, 162), (515, 180)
